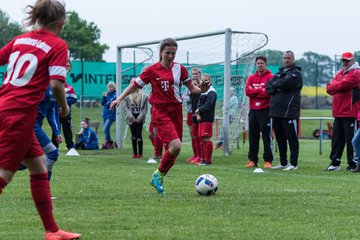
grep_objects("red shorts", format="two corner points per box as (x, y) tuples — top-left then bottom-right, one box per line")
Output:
(186, 112), (192, 126)
(191, 123), (199, 137)
(153, 104), (183, 143)
(0, 109), (43, 172)
(198, 122), (213, 137)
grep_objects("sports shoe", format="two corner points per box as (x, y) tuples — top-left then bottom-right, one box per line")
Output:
(351, 164), (360, 172)
(147, 157), (157, 164)
(271, 163), (288, 169)
(246, 161), (256, 168)
(283, 165), (298, 171)
(186, 156), (196, 163)
(264, 161), (272, 168)
(132, 154), (138, 159)
(150, 170), (164, 194)
(45, 229), (81, 240)
(326, 165), (341, 171)
(190, 157), (201, 164)
(198, 161), (211, 166)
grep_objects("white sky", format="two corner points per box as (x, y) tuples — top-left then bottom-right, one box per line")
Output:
(2, 0), (359, 62)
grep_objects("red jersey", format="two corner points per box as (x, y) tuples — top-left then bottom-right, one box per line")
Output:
(0, 29), (68, 112)
(245, 69), (273, 110)
(134, 62), (191, 105)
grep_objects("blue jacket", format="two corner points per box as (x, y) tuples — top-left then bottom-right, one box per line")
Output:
(101, 91), (116, 121)
(77, 128), (99, 150)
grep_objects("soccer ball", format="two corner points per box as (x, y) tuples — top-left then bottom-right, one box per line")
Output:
(195, 174), (219, 196)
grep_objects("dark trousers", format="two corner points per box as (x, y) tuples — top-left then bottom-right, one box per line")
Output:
(272, 117), (299, 166)
(247, 108), (273, 164)
(130, 122), (143, 155)
(52, 114), (74, 149)
(330, 117), (357, 167)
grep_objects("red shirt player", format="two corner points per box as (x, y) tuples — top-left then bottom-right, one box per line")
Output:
(0, 1), (81, 239)
(111, 38), (203, 194)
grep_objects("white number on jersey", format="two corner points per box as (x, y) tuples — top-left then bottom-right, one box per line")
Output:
(3, 51), (38, 87)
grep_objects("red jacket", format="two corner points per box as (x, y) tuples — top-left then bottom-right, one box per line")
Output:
(245, 69), (273, 110)
(326, 64), (360, 118)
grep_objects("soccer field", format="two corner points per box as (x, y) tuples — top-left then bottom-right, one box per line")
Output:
(1, 139), (360, 240)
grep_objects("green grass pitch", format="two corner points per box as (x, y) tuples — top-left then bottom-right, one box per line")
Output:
(2, 137), (360, 239)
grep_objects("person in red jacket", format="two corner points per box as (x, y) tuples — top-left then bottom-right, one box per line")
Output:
(326, 52), (360, 171)
(245, 56), (274, 168)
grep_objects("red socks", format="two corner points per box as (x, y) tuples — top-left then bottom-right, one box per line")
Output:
(30, 173), (59, 232)
(191, 138), (197, 156)
(154, 136), (163, 157)
(203, 140), (213, 163)
(159, 150), (176, 175)
(0, 176), (7, 194)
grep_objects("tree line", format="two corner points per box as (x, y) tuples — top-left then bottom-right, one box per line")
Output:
(0, 9), (108, 61)
(1, 9), (360, 86)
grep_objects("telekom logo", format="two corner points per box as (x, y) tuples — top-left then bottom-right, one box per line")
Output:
(161, 81), (169, 91)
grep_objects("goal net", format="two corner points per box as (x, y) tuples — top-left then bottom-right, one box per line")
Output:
(116, 29), (268, 154)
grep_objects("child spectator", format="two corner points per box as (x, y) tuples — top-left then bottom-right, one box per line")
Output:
(195, 74), (217, 165)
(75, 118), (99, 150)
(124, 78), (149, 158)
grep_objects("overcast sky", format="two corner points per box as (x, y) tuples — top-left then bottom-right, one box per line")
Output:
(2, 0), (359, 62)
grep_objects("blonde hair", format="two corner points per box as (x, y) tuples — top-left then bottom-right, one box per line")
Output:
(129, 78), (142, 105)
(107, 81), (116, 89)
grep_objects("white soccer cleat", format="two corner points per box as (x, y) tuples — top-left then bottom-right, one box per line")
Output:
(283, 165), (298, 171)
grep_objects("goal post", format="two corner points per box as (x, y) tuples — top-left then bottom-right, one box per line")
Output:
(115, 28), (268, 155)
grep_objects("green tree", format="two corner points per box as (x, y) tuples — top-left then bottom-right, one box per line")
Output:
(0, 9), (24, 48)
(61, 11), (109, 61)
(297, 51), (334, 86)
(256, 49), (284, 66)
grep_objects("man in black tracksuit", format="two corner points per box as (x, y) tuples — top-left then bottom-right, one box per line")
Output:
(265, 51), (303, 171)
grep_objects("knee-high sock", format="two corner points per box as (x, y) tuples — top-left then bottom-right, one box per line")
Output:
(30, 173), (59, 232)
(191, 138), (197, 156)
(204, 140), (213, 163)
(200, 140), (205, 160)
(0, 177), (7, 194)
(195, 137), (201, 158)
(149, 135), (154, 147)
(131, 138), (137, 155)
(158, 150), (176, 175)
(138, 139), (143, 155)
(154, 136), (163, 157)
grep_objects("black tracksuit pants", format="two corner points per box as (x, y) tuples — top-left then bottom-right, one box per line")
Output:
(272, 117), (299, 167)
(52, 114), (74, 149)
(248, 108), (273, 164)
(330, 117), (357, 167)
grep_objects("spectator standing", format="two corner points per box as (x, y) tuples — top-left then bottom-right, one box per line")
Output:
(185, 67), (202, 163)
(265, 50), (303, 171)
(101, 81), (117, 149)
(215, 87), (238, 149)
(245, 56), (274, 168)
(195, 74), (217, 165)
(326, 52), (360, 171)
(124, 78), (149, 158)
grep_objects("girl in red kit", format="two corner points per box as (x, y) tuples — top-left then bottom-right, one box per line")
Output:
(0, 0), (80, 239)
(111, 38), (202, 194)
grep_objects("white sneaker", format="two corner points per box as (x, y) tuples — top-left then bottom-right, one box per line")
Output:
(271, 163), (288, 169)
(327, 165), (341, 171)
(147, 158), (157, 164)
(283, 165), (298, 171)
